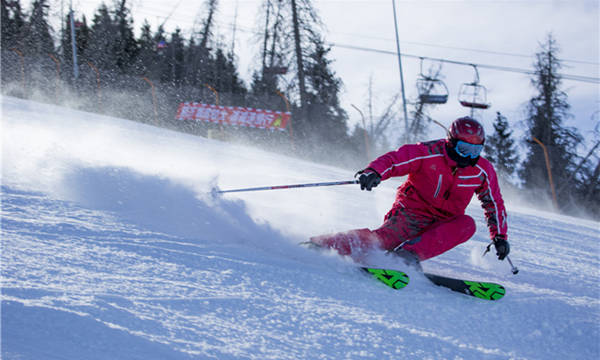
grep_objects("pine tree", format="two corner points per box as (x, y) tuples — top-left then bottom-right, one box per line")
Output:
(1, 0), (25, 50)
(580, 155), (600, 218)
(484, 112), (518, 179)
(184, 35), (200, 85)
(520, 34), (582, 207)
(250, 70), (279, 96)
(112, 0), (137, 73)
(253, 0), (288, 99)
(254, 0), (322, 127)
(76, 16), (90, 60)
(1, 0), (26, 88)
(167, 28), (185, 85)
(290, 0), (307, 114)
(133, 20), (155, 76)
(303, 38), (348, 145)
(0, 0), (10, 48)
(219, 51), (247, 95)
(260, 0), (287, 72)
(87, 4), (116, 70)
(199, 0), (218, 50)
(579, 121), (600, 217)
(152, 25), (169, 82)
(184, 0), (218, 87)
(24, 0), (54, 58)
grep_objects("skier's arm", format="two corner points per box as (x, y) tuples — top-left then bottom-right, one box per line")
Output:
(475, 162), (508, 239)
(366, 144), (427, 181)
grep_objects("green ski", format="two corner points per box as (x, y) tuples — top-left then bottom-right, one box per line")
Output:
(301, 241), (504, 299)
(424, 273), (506, 300)
(362, 268), (505, 300)
(361, 268), (410, 290)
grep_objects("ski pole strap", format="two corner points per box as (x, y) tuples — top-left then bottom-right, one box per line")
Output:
(483, 241), (494, 256)
(216, 180), (359, 194)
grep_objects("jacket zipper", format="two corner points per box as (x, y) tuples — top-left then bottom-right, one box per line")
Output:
(433, 174), (443, 198)
(443, 168), (459, 200)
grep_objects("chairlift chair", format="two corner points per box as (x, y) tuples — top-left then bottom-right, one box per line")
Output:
(417, 58), (449, 105)
(458, 65), (490, 110)
(458, 83), (490, 109)
(418, 79), (449, 104)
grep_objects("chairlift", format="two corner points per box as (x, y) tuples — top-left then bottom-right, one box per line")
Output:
(458, 65), (490, 110)
(417, 58), (449, 105)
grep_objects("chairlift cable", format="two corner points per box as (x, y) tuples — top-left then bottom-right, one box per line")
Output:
(330, 42), (600, 84)
(221, 20), (598, 66)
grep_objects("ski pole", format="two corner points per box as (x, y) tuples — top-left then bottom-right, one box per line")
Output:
(216, 180), (359, 194)
(484, 242), (519, 275)
(506, 256), (519, 275)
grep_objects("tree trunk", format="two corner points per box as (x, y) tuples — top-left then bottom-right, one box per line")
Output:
(290, 0), (307, 112)
(268, 0), (283, 68)
(261, 1), (271, 73)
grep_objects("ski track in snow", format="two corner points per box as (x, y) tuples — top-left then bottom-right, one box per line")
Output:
(1, 95), (599, 359)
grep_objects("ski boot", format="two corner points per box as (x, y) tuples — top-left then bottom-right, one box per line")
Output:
(388, 246), (423, 272)
(299, 240), (325, 252)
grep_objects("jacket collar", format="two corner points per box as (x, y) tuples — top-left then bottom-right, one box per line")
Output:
(441, 139), (459, 168)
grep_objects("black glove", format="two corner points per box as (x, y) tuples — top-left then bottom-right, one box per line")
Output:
(356, 169), (381, 191)
(493, 235), (510, 260)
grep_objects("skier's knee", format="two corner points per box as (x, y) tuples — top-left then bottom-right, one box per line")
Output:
(453, 215), (476, 243)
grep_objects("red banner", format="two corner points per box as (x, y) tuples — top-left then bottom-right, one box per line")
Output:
(176, 102), (291, 131)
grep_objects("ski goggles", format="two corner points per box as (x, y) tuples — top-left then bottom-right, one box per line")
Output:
(455, 140), (483, 159)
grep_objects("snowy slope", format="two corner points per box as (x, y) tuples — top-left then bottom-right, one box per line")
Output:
(1, 95), (599, 360)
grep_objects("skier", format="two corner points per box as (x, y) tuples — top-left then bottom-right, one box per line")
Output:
(309, 116), (510, 265)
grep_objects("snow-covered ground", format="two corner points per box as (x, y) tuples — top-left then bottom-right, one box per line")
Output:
(2, 95), (599, 359)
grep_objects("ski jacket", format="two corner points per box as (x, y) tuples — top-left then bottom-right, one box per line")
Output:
(367, 138), (508, 240)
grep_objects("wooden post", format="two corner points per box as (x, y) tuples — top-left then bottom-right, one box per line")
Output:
(142, 77), (158, 125)
(205, 84), (222, 136)
(49, 54), (61, 102)
(532, 136), (559, 210)
(204, 84), (220, 106)
(276, 90), (294, 150)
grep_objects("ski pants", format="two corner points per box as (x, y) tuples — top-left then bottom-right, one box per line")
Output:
(310, 207), (476, 261)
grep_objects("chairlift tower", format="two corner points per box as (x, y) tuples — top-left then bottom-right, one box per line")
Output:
(391, 0), (410, 143)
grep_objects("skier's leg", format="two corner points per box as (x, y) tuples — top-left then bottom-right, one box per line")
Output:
(309, 228), (380, 258)
(401, 214), (476, 261)
(372, 207), (436, 252)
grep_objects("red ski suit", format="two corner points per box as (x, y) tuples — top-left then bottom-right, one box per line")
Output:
(311, 139), (508, 261)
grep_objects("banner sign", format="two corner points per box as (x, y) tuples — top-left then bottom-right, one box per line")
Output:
(176, 102), (291, 131)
